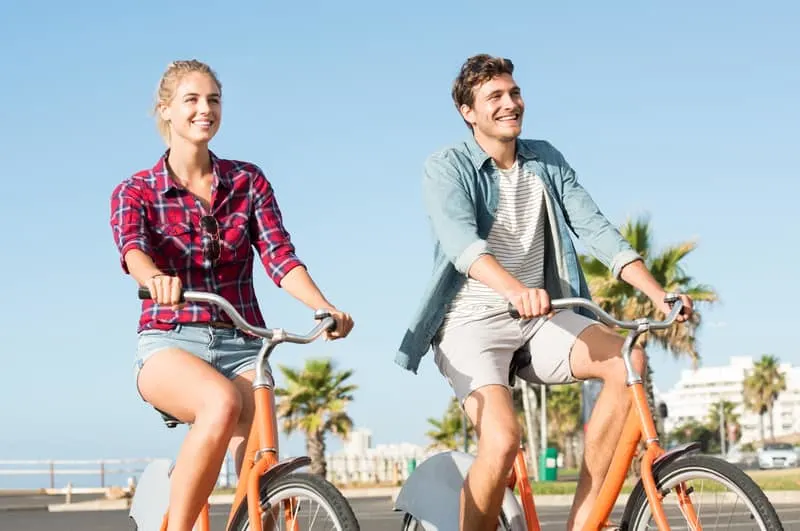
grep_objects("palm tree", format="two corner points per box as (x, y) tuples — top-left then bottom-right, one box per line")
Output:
(579, 215), (718, 362)
(579, 214), (719, 438)
(743, 355), (787, 442)
(706, 399), (741, 451)
(275, 358), (357, 477)
(426, 397), (475, 451)
(547, 384), (582, 469)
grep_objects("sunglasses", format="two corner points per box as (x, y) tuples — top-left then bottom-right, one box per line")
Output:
(200, 215), (220, 268)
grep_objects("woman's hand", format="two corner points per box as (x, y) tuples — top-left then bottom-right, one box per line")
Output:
(321, 307), (354, 340)
(145, 274), (184, 310)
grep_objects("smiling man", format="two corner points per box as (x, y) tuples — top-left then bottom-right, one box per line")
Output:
(396, 54), (692, 530)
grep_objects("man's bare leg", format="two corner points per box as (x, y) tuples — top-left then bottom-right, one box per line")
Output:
(566, 325), (647, 531)
(460, 384), (521, 531)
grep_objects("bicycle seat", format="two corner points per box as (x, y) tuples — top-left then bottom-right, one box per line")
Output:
(508, 348), (531, 386)
(155, 407), (183, 428)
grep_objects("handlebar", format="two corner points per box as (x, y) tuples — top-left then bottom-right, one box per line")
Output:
(507, 293), (684, 331)
(138, 287), (336, 343)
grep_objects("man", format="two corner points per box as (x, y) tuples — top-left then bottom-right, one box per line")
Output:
(396, 54), (693, 531)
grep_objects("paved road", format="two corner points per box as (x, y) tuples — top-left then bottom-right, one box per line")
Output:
(1, 497), (798, 530)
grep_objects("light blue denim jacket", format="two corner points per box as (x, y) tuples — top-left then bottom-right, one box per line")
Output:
(396, 136), (641, 374)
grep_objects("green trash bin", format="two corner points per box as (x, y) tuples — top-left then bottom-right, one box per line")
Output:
(407, 458), (417, 476)
(539, 448), (558, 481)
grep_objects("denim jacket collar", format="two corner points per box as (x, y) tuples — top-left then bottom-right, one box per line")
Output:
(463, 134), (541, 172)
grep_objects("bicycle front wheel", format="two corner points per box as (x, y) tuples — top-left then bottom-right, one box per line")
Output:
(230, 472), (360, 531)
(622, 454), (783, 530)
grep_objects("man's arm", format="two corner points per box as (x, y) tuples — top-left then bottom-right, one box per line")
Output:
(467, 255), (551, 318)
(423, 151), (553, 318)
(619, 259), (693, 321)
(422, 152), (490, 273)
(553, 149), (640, 279)
(551, 145), (692, 319)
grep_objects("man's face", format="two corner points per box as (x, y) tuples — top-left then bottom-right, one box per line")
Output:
(460, 73), (524, 142)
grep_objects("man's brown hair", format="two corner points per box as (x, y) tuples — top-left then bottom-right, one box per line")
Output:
(451, 54), (515, 110)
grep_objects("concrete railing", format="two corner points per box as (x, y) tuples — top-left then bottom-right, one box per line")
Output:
(0, 458), (160, 490)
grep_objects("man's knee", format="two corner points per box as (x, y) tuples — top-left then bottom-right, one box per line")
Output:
(477, 417), (520, 469)
(465, 386), (521, 470)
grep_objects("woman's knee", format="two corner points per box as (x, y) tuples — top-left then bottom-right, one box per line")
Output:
(631, 346), (647, 376)
(198, 385), (243, 434)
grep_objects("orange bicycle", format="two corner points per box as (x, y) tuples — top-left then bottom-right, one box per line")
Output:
(395, 295), (784, 530)
(129, 288), (360, 531)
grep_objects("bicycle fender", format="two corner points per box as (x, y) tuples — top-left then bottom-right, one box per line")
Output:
(394, 451), (526, 530)
(258, 456), (312, 487)
(653, 442), (702, 472)
(129, 458), (173, 531)
(227, 456), (312, 526)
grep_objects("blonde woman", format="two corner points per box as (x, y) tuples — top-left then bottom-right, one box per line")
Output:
(109, 60), (354, 531)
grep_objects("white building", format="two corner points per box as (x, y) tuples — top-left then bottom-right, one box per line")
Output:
(342, 428), (372, 456)
(661, 356), (800, 444)
(326, 427), (429, 486)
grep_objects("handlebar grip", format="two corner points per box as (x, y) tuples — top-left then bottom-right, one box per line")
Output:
(314, 309), (338, 332)
(507, 303), (521, 320)
(664, 293), (686, 315)
(138, 286), (185, 302)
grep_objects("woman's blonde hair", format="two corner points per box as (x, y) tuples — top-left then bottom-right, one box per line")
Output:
(153, 60), (222, 145)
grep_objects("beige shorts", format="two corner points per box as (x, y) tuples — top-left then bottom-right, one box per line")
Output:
(433, 309), (598, 403)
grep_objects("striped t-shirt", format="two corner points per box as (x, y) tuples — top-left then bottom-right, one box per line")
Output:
(444, 159), (547, 326)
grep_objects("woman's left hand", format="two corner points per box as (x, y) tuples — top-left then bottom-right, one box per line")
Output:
(322, 308), (354, 340)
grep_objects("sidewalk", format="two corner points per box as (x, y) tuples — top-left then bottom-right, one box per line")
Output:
(1, 486), (796, 513)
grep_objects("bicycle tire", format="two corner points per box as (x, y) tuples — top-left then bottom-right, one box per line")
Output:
(401, 513), (420, 530)
(229, 472), (360, 531)
(621, 454), (783, 531)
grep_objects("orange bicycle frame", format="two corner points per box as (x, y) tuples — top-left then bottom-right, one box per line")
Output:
(512, 378), (696, 531)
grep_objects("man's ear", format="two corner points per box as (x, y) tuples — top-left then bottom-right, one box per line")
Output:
(459, 103), (475, 128)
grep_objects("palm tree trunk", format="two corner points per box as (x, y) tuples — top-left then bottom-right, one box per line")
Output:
(759, 414), (765, 444)
(520, 381), (540, 481)
(307, 430), (327, 477)
(572, 432), (583, 471)
(562, 435), (575, 469)
(768, 404), (775, 441)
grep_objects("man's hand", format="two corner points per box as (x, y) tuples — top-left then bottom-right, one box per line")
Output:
(507, 288), (551, 319)
(658, 292), (694, 323)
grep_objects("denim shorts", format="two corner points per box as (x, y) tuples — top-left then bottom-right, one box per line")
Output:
(134, 323), (266, 399)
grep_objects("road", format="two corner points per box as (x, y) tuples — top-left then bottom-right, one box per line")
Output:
(1, 497), (798, 530)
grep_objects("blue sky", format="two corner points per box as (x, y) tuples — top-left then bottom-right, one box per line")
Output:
(1, 0), (798, 477)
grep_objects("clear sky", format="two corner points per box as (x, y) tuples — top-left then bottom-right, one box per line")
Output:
(1, 0), (798, 472)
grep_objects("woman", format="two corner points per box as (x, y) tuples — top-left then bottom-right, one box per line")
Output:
(109, 59), (354, 531)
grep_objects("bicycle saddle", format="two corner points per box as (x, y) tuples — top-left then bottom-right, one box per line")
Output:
(155, 407), (183, 428)
(508, 347), (532, 386)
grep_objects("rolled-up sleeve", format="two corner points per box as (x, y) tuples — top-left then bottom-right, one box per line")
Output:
(249, 168), (305, 286)
(555, 155), (641, 278)
(110, 181), (152, 274)
(422, 152), (491, 275)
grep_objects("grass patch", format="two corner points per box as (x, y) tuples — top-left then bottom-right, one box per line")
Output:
(747, 468), (800, 491)
(527, 468), (800, 495)
(212, 467), (800, 496)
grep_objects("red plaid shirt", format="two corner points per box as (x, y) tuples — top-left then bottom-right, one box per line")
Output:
(110, 151), (305, 332)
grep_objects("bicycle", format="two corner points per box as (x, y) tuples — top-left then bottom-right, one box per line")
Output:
(394, 295), (784, 530)
(128, 288), (360, 531)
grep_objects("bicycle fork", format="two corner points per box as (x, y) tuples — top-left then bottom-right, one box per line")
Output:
(624, 325), (701, 531)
